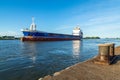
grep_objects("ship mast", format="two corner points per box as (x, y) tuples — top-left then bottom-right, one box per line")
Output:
(30, 17), (36, 31)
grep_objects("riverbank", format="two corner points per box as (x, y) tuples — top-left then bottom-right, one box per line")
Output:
(39, 46), (120, 80)
(0, 36), (20, 40)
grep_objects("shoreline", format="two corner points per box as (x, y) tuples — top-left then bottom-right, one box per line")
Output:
(39, 46), (120, 80)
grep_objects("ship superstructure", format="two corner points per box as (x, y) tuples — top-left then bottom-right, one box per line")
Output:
(21, 18), (83, 41)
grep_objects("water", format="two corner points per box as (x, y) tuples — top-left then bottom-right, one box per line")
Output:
(0, 39), (120, 80)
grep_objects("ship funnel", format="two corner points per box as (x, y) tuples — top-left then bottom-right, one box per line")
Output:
(30, 17), (36, 31)
(72, 25), (83, 37)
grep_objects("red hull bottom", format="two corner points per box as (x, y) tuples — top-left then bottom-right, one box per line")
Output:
(21, 37), (81, 41)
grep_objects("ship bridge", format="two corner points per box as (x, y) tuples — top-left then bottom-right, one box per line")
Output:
(72, 25), (83, 37)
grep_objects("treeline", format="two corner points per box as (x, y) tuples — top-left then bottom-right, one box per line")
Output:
(84, 36), (100, 39)
(0, 36), (20, 40)
(105, 38), (120, 39)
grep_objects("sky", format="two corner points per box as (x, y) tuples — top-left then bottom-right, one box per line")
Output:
(0, 0), (120, 38)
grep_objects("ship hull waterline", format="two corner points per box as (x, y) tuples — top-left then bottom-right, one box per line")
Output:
(21, 37), (81, 41)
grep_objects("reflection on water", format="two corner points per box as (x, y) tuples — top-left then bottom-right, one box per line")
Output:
(72, 40), (82, 58)
(22, 42), (37, 63)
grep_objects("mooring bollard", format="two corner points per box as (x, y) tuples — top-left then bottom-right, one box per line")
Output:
(94, 43), (115, 65)
(105, 43), (115, 57)
(98, 44), (110, 63)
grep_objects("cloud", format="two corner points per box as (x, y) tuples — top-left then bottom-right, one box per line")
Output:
(0, 31), (22, 37)
(84, 15), (120, 26)
(53, 25), (77, 34)
(54, 25), (73, 31)
(84, 23), (120, 38)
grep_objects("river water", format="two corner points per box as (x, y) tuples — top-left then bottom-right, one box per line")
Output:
(0, 39), (120, 80)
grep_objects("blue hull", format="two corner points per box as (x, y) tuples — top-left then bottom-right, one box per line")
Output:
(21, 31), (82, 41)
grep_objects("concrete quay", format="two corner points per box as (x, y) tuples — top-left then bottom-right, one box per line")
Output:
(39, 46), (120, 80)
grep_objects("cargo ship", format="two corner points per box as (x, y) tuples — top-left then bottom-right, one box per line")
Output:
(21, 18), (83, 41)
